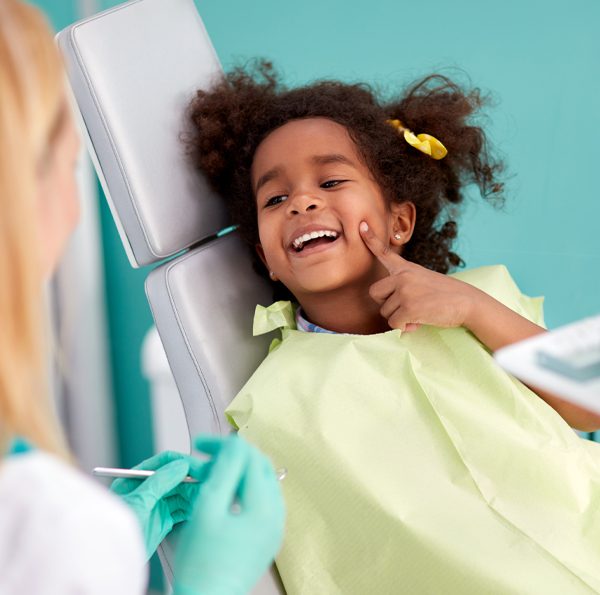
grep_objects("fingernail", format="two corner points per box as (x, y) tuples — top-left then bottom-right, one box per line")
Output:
(360, 222), (368, 232)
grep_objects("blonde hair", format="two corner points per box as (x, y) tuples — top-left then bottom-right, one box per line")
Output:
(0, 0), (70, 458)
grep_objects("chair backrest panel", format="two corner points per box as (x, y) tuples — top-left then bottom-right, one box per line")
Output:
(57, 0), (228, 267)
(146, 233), (275, 437)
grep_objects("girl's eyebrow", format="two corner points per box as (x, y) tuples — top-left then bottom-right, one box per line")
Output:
(311, 153), (357, 168)
(255, 166), (283, 194)
(254, 154), (357, 194)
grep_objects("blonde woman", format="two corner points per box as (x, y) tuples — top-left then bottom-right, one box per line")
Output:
(0, 2), (284, 594)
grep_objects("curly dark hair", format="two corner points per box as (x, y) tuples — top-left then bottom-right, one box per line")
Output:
(187, 61), (504, 298)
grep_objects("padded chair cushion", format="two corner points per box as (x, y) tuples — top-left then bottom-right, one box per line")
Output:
(145, 233), (275, 438)
(57, 0), (228, 267)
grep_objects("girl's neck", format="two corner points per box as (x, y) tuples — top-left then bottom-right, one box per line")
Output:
(297, 284), (390, 335)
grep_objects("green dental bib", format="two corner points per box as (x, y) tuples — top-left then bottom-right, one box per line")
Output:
(226, 266), (600, 595)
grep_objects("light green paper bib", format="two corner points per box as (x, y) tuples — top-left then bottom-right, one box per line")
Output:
(227, 266), (600, 594)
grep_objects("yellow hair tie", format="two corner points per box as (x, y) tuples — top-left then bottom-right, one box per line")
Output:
(386, 119), (448, 160)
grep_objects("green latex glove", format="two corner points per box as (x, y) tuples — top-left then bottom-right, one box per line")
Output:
(173, 435), (286, 595)
(111, 451), (208, 559)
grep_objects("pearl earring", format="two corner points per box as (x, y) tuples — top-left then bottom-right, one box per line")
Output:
(394, 233), (402, 241)
(269, 271), (276, 279)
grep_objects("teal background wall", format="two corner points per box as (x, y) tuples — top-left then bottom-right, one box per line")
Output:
(96, 177), (155, 468)
(30, 0), (77, 28)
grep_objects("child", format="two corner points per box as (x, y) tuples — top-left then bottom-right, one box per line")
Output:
(188, 62), (600, 594)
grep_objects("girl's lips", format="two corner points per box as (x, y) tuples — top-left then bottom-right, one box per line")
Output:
(289, 234), (342, 258)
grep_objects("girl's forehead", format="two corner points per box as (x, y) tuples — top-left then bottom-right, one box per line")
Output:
(251, 117), (359, 176)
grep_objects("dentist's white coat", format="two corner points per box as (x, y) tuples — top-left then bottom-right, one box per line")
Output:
(0, 451), (147, 594)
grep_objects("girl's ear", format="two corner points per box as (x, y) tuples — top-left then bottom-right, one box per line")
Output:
(389, 201), (416, 247)
(255, 243), (279, 281)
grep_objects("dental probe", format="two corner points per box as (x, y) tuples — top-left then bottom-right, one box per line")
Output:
(93, 466), (288, 483)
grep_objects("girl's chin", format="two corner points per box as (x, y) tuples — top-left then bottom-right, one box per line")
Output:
(287, 275), (356, 296)
(285, 258), (373, 295)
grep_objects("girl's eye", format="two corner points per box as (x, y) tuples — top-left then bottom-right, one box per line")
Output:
(321, 179), (347, 189)
(265, 194), (288, 207)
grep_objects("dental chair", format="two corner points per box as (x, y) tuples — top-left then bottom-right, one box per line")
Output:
(57, 0), (284, 592)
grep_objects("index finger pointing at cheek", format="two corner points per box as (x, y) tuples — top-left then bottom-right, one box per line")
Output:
(359, 221), (406, 275)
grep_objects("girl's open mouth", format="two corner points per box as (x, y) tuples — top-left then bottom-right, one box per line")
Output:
(289, 230), (341, 256)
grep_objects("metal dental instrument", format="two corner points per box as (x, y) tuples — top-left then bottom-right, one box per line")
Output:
(93, 466), (288, 482)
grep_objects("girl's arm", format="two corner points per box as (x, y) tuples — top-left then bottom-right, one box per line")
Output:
(463, 289), (600, 432)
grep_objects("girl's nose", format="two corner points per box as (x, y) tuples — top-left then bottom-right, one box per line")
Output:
(287, 193), (322, 215)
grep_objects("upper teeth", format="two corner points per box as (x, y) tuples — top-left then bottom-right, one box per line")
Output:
(292, 230), (339, 250)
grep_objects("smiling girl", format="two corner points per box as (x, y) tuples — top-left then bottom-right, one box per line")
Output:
(187, 62), (600, 594)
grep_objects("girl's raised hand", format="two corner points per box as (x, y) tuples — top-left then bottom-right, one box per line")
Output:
(359, 221), (481, 332)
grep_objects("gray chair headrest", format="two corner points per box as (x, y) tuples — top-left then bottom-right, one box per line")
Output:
(57, 0), (228, 267)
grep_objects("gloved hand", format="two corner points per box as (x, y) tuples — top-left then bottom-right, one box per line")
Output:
(111, 450), (208, 559)
(173, 434), (286, 595)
